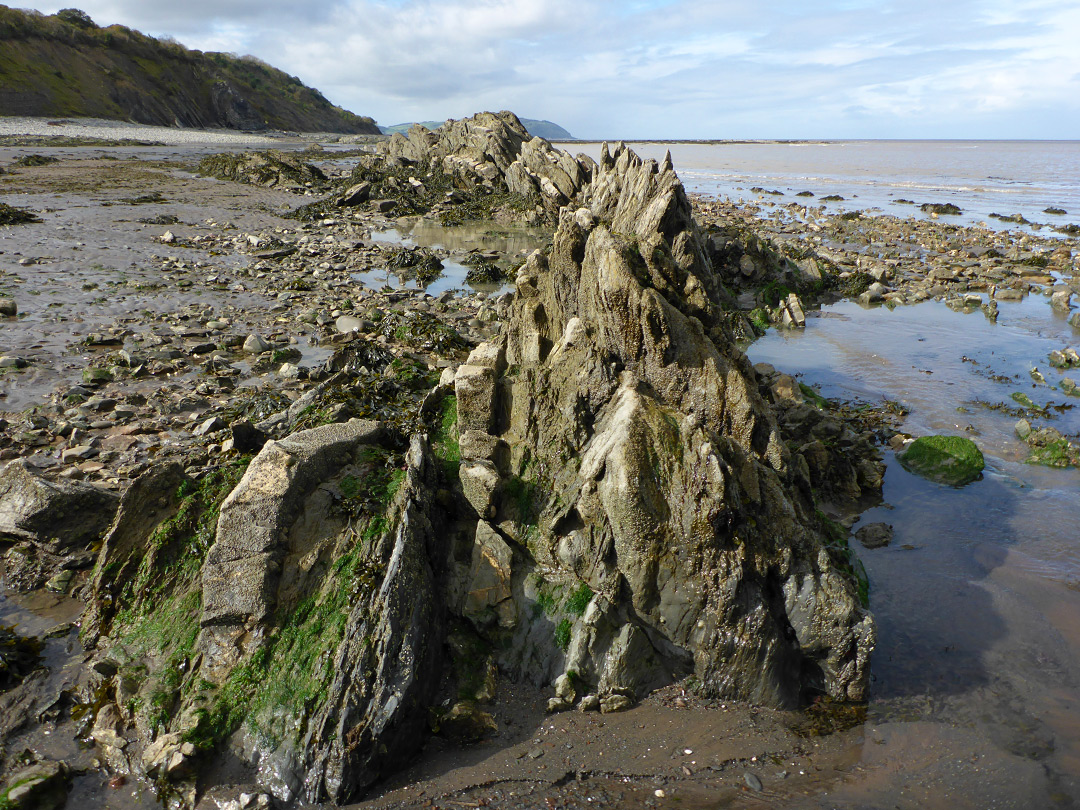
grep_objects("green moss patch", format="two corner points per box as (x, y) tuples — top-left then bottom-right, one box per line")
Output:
(554, 618), (572, 651)
(184, 510), (390, 751)
(179, 446), (404, 752)
(799, 383), (831, 410)
(565, 584), (593, 617)
(816, 510), (869, 608)
(899, 435), (984, 486)
(431, 394), (460, 481)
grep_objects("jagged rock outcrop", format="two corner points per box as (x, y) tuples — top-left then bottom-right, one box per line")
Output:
(84, 420), (449, 806)
(0, 459), (118, 552)
(454, 144), (875, 707)
(198, 151), (327, 190)
(383, 111), (595, 219)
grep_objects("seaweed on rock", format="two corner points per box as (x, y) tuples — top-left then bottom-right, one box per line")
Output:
(85, 423), (451, 805)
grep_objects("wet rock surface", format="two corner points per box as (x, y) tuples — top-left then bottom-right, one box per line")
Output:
(898, 435), (985, 486)
(452, 142), (874, 712)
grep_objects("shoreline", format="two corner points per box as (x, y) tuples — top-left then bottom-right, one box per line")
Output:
(0, 125), (1077, 809)
(0, 116), (387, 147)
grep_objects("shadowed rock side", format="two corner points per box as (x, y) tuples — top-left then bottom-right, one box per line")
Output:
(454, 143), (875, 708)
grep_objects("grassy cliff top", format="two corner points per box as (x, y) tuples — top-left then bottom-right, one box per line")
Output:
(0, 6), (380, 134)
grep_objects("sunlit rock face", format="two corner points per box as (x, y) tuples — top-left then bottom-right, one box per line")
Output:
(454, 142), (875, 709)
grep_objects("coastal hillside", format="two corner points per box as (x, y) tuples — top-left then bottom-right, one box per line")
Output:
(0, 6), (380, 133)
(382, 117), (574, 140)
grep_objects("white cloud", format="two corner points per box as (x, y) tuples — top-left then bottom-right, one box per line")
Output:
(12, 0), (1080, 137)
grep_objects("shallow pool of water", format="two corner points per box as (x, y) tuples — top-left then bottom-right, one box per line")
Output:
(750, 296), (1080, 804)
(359, 219), (549, 296)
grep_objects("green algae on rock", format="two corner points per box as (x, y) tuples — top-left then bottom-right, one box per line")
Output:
(0, 203), (41, 226)
(899, 435), (985, 486)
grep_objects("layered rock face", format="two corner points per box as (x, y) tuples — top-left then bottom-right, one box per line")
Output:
(454, 143), (874, 707)
(84, 421), (449, 806)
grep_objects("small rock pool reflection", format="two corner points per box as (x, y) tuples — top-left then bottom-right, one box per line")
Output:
(354, 219), (550, 297)
(749, 294), (1080, 806)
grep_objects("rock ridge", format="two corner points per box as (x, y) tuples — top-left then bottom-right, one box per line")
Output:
(454, 142), (874, 707)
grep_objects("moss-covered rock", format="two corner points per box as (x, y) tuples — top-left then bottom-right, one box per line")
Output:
(0, 203), (40, 226)
(899, 435), (985, 486)
(0, 761), (68, 810)
(197, 150), (326, 190)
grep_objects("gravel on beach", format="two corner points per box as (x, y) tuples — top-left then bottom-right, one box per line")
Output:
(0, 116), (286, 145)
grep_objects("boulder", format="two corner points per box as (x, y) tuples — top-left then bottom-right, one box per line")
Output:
(243, 334), (270, 354)
(338, 180), (371, 206)
(438, 700), (497, 742)
(1051, 290), (1073, 311)
(0, 459), (119, 553)
(899, 435), (985, 486)
(0, 760), (68, 810)
(855, 523), (893, 549)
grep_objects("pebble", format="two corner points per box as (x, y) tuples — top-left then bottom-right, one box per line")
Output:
(243, 334), (271, 354)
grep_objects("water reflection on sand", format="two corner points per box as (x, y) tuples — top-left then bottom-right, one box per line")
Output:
(752, 297), (1080, 805)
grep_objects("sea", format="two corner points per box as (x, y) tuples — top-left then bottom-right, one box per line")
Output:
(574, 139), (1080, 806)
(573, 139), (1080, 234)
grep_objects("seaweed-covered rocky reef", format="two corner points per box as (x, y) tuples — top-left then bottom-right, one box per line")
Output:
(1, 112), (879, 809)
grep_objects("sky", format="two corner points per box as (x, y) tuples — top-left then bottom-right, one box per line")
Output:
(13, 0), (1080, 139)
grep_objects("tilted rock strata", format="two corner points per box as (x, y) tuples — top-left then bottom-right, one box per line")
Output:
(257, 434), (447, 805)
(84, 421), (448, 806)
(455, 143), (874, 707)
(384, 110), (595, 219)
